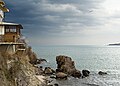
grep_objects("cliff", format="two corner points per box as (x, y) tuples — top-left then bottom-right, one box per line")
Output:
(0, 47), (46, 86)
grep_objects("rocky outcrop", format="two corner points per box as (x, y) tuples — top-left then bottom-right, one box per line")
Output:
(0, 48), (47, 86)
(0, 52), (13, 86)
(56, 55), (81, 78)
(25, 46), (46, 65)
(25, 46), (38, 64)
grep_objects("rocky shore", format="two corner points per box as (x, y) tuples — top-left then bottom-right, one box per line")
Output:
(0, 48), (108, 86)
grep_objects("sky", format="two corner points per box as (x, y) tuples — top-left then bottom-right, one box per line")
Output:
(3, 0), (120, 45)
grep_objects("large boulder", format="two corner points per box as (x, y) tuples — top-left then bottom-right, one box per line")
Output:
(56, 55), (81, 78)
(56, 72), (67, 79)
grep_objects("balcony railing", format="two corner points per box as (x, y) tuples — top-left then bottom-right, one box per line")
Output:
(0, 35), (26, 44)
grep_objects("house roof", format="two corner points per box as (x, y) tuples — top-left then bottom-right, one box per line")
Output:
(0, 22), (23, 29)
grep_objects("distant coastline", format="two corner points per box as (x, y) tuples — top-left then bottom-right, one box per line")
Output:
(109, 43), (120, 46)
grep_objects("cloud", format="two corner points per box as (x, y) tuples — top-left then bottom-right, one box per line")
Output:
(4, 0), (120, 45)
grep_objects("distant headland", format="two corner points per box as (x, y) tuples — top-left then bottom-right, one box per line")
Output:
(108, 43), (120, 46)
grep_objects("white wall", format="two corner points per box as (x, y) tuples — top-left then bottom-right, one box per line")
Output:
(0, 26), (4, 35)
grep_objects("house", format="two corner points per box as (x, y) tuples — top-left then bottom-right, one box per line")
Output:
(0, 0), (26, 54)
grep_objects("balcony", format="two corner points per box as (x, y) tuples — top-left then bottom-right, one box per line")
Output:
(0, 35), (26, 45)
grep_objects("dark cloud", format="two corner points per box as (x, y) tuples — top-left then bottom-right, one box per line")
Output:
(3, 0), (110, 45)
(4, 0), (103, 31)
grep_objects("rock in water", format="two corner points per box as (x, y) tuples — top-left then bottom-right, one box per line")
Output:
(36, 58), (47, 64)
(44, 67), (55, 75)
(72, 70), (81, 78)
(98, 71), (107, 75)
(54, 83), (59, 86)
(56, 72), (67, 79)
(82, 70), (90, 77)
(56, 55), (81, 78)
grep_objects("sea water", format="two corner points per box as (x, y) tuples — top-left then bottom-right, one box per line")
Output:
(33, 45), (120, 86)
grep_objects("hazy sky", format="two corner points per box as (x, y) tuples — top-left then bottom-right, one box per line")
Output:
(4, 0), (120, 45)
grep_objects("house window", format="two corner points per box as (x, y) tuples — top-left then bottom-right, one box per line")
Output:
(5, 29), (10, 32)
(10, 29), (16, 32)
(5, 26), (17, 33)
(5, 29), (16, 32)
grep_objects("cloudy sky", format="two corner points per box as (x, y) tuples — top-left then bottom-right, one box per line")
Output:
(4, 0), (120, 45)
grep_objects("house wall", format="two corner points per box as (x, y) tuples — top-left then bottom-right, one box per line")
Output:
(4, 27), (21, 42)
(4, 33), (18, 42)
(0, 26), (4, 35)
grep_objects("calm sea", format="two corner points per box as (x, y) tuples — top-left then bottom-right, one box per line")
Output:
(33, 45), (120, 86)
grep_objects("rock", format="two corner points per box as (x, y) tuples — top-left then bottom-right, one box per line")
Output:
(82, 70), (90, 77)
(56, 72), (67, 79)
(98, 71), (107, 75)
(54, 83), (59, 86)
(34, 66), (44, 75)
(26, 47), (47, 65)
(47, 83), (59, 86)
(47, 85), (53, 86)
(56, 55), (81, 78)
(72, 70), (81, 78)
(50, 75), (56, 79)
(26, 47), (38, 64)
(36, 58), (47, 64)
(44, 67), (55, 75)
(82, 75), (86, 78)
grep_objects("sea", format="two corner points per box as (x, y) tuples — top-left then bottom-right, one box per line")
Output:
(33, 45), (120, 86)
